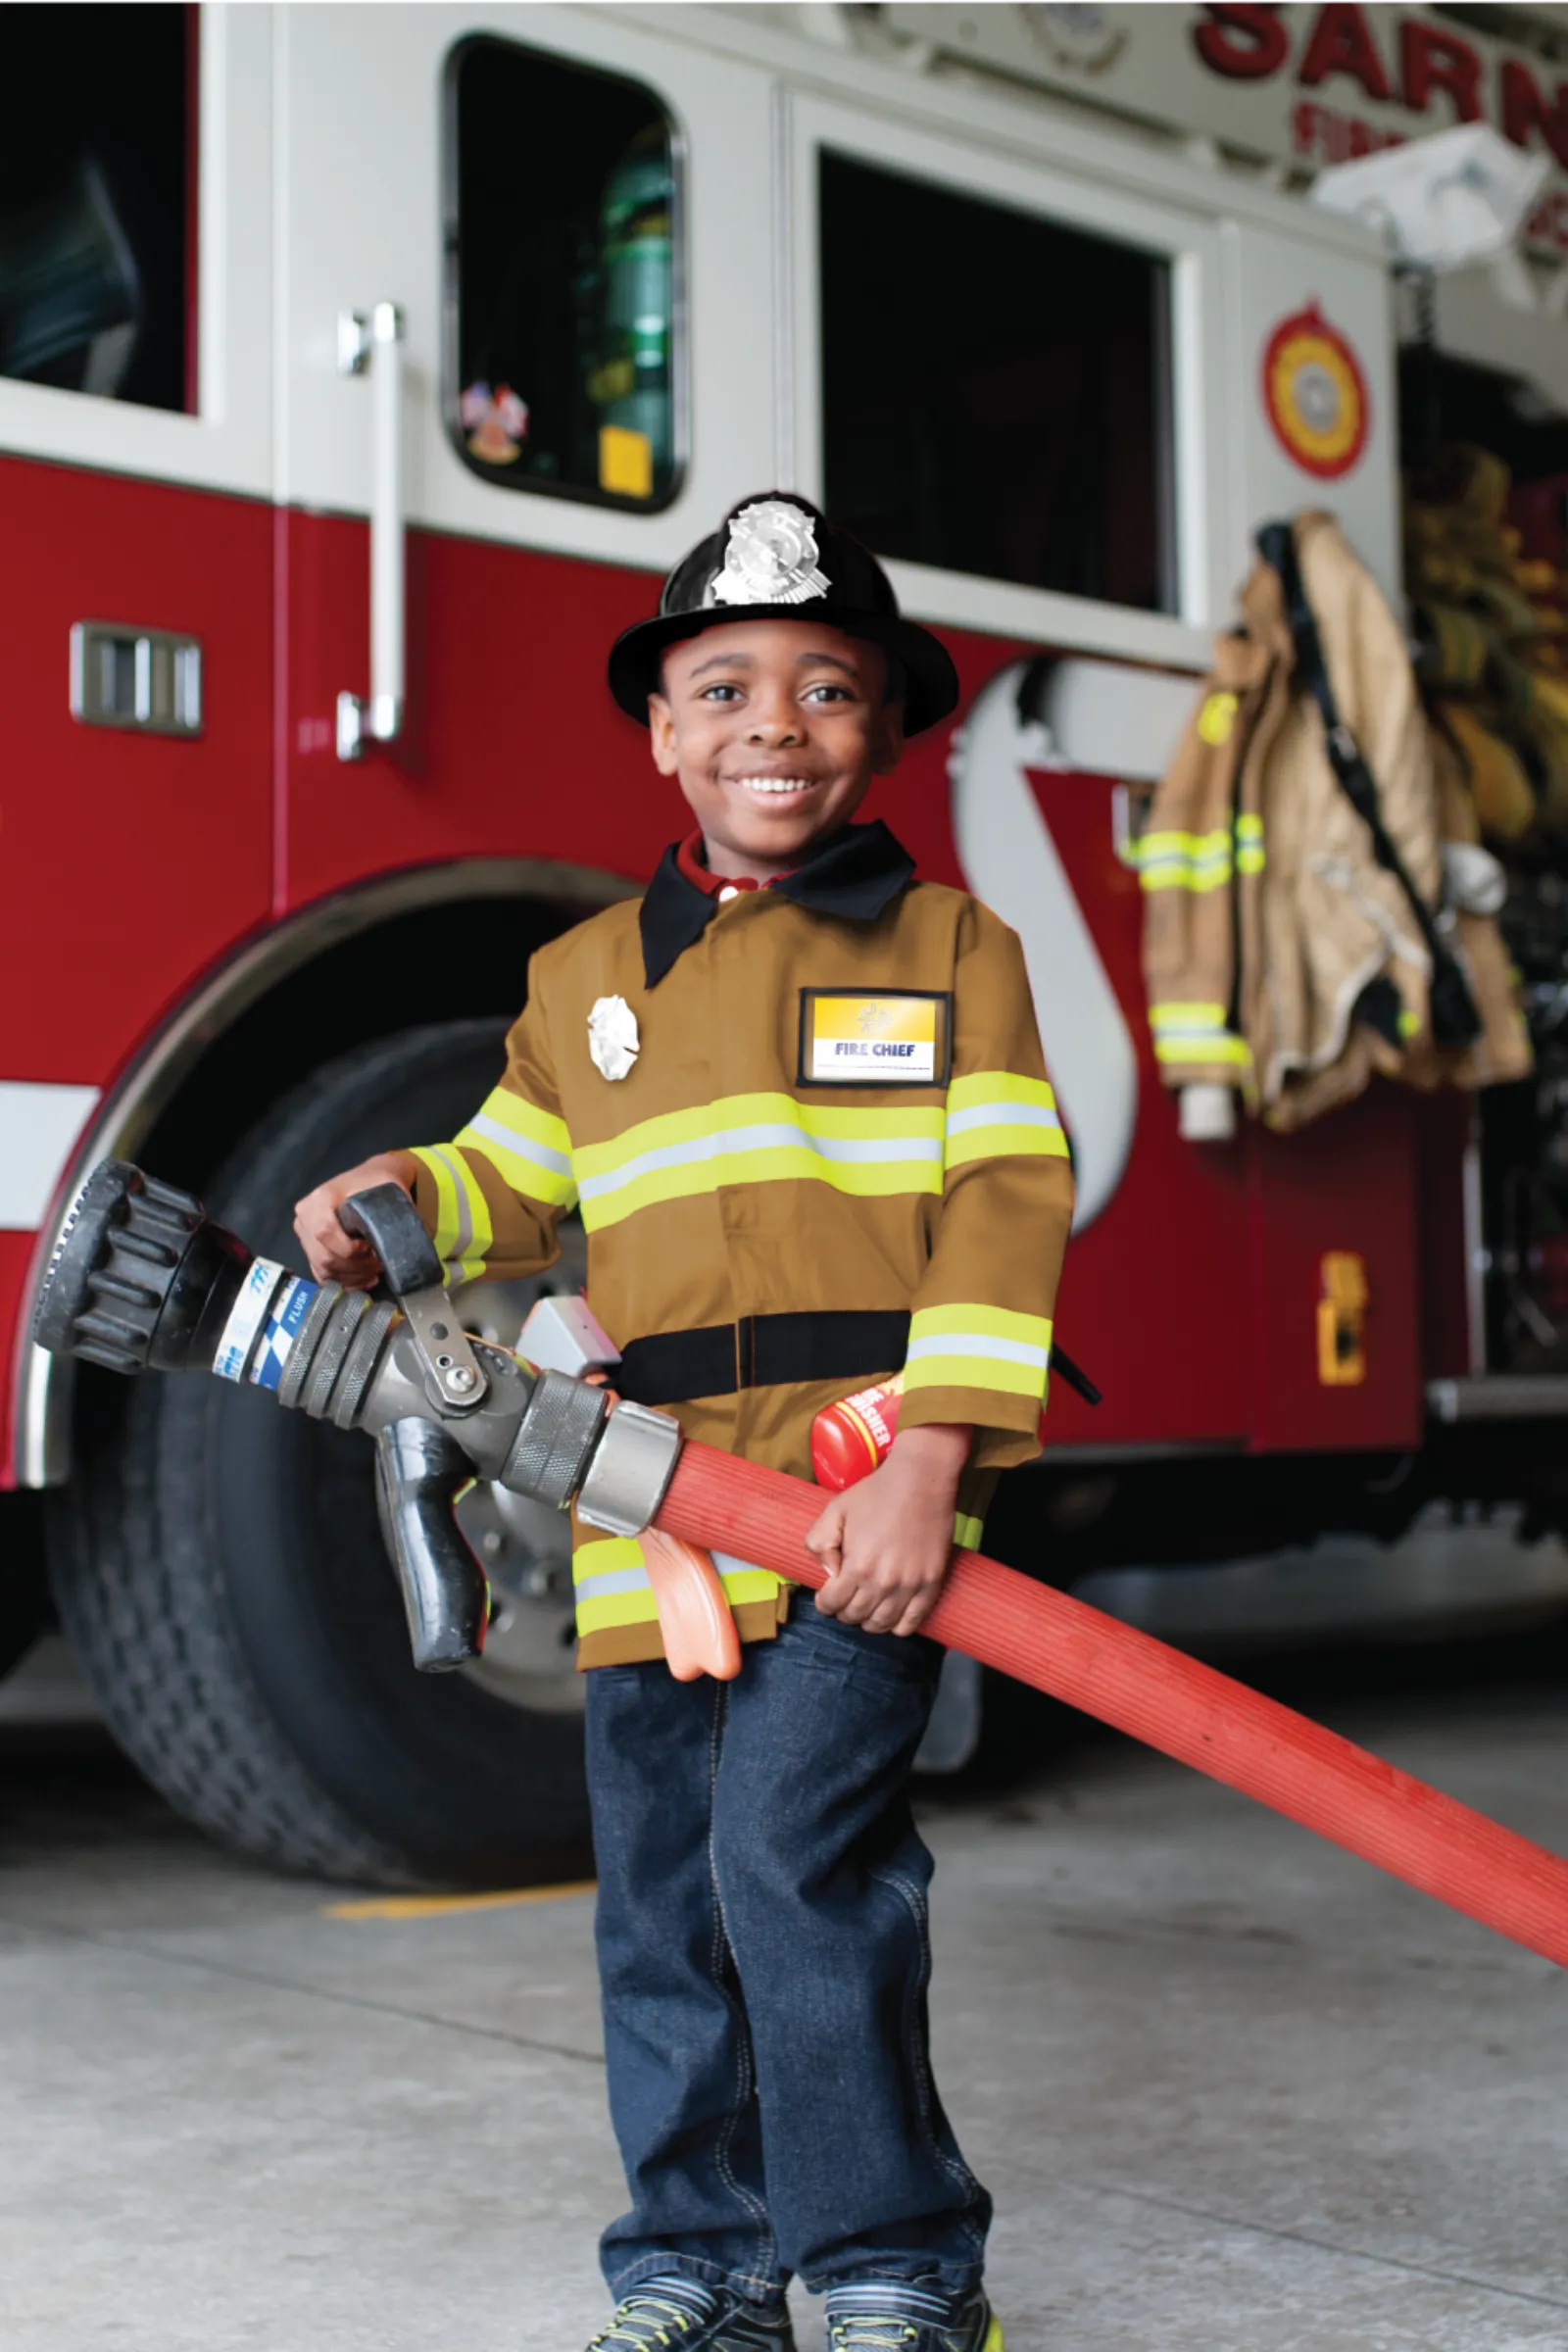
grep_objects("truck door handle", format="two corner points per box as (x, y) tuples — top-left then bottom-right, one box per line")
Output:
(335, 301), (407, 761)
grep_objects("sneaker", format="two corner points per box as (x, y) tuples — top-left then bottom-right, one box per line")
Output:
(589, 2278), (797, 2352)
(825, 2284), (1003, 2352)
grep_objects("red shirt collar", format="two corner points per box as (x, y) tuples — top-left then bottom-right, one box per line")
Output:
(675, 831), (792, 898)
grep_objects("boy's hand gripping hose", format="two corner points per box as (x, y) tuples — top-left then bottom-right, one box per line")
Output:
(34, 1161), (1568, 1968)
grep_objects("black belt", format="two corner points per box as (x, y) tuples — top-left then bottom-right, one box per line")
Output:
(616, 1311), (911, 1407)
(613, 1310), (1102, 1410)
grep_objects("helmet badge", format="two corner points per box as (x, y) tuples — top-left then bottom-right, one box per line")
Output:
(707, 499), (831, 609)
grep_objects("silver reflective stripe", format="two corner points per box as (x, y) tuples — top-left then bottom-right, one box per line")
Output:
(572, 1553), (769, 1604)
(905, 1332), (1052, 1370)
(945, 1102), (1061, 1137)
(466, 1111), (573, 1179)
(577, 1122), (941, 1203)
(571, 1565), (653, 1602)
(426, 1144), (474, 1263)
(710, 1551), (767, 1580)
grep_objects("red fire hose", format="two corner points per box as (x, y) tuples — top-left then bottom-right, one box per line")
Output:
(657, 1443), (1568, 1969)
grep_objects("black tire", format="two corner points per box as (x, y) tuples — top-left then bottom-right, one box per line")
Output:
(46, 1022), (593, 1888)
(0, 1494), (52, 1683)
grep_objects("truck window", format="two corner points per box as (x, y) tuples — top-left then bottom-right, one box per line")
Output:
(446, 36), (681, 511)
(820, 150), (1175, 615)
(0, 3), (193, 415)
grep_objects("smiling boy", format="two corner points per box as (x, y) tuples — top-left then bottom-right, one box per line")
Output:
(295, 495), (1074, 2352)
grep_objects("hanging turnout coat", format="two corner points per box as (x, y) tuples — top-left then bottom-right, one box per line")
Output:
(1142, 512), (1527, 1133)
(406, 821), (1076, 1668)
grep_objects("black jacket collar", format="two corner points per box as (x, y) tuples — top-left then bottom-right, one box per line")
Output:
(639, 820), (917, 989)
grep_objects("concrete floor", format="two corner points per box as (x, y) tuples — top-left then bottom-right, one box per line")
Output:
(3, 1634), (1568, 2351)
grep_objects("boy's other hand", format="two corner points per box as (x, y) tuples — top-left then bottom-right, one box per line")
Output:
(292, 1151), (420, 1290)
(805, 1422), (970, 1638)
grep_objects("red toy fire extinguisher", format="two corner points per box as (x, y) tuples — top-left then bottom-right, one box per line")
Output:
(810, 1338), (1102, 1490)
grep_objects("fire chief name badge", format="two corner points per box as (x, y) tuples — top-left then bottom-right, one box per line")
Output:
(799, 989), (952, 1087)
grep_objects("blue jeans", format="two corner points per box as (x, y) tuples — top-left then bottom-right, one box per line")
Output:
(585, 1589), (991, 2305)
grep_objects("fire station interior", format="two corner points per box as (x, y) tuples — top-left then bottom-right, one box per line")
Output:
(11, 7), (1568, 2346)
(1401, 348), (1568, 1380)
(8, 5), (1568, 1740)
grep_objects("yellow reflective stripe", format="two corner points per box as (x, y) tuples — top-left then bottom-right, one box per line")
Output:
(1148, 1002), (1252, 1071)
(1142, 1006), (1250, 1077)
(948, 1072), (1056, 1115)
(575, 1588), (660, 1636)
(1136, 825), (1244, 896)
(571, 1539), (780, 1637)
(574, 1092), (945, 1177)
(905, 1303), (1053, 1403)
(573, 1093), (944, 1234)
(954, 1511), (985, 1551)
(946, 1122), (1069, 1170)
(1140, 818), (1265, 891)
(457, 1088), (578, 1210)
(410, 1147), (461, 1267)
(408, 1145), (493, 1284)
(1141, 829), (1230, 858)
(710, 1558), (783, 1610)
(1149, 1002), (1227, 1028)
(906, 1354), (1045, 1401)
(468, 1085), (572, 1162)
(572, 1537), (645, 1585)
(944, 1070), (1068, 1171)
(460, 1126), (579, 1209)
(913, 1303), (1052, 1347)
(1140, 851), (1233, 894)
(572, 1536), (656, 1637)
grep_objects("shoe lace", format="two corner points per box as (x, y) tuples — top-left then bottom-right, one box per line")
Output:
(588, 2295), (702, 2351)
(829, 2324), (919, 2351)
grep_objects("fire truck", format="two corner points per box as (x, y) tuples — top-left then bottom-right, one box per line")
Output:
(6, 1), (1568, 1887)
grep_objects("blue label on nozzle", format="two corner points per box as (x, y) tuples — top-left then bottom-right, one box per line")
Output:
(213, 1256), (287, 1383)
(251, 1275), (316, 1392)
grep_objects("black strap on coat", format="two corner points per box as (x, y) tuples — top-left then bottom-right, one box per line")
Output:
(614, 1310), (1101, 1410)
(1254, 520), (1481, 1051)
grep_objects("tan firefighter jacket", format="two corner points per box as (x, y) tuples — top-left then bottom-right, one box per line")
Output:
(406, 821), (1075, 1668)
(1142, 512), (1527, 1133)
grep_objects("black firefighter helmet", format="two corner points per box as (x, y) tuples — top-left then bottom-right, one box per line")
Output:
(607, 492), (959, 736)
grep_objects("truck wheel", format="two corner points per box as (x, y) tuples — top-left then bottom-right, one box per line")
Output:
(47, 1021), (594, 1888)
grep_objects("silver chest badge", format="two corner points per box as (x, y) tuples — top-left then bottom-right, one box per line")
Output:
(588, 995), (640, 1082)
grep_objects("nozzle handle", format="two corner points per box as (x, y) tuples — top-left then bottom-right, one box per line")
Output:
(339, 1182), (444, 1300)
(373, 1416), (491, 1670)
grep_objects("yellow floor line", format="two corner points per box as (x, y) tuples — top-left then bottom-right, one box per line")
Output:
(325, 1881), (597, 1922)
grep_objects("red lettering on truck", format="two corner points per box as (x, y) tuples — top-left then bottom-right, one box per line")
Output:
(1298, 6), (1393, 106)
(1398, 22), (1482, 122)
(1192, 4), (1291, 81)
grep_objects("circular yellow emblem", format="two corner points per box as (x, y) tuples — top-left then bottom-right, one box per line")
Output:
(1262, 303), (1368, 481)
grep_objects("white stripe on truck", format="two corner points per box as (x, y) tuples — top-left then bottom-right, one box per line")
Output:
(0, 1082), (101, 1231)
